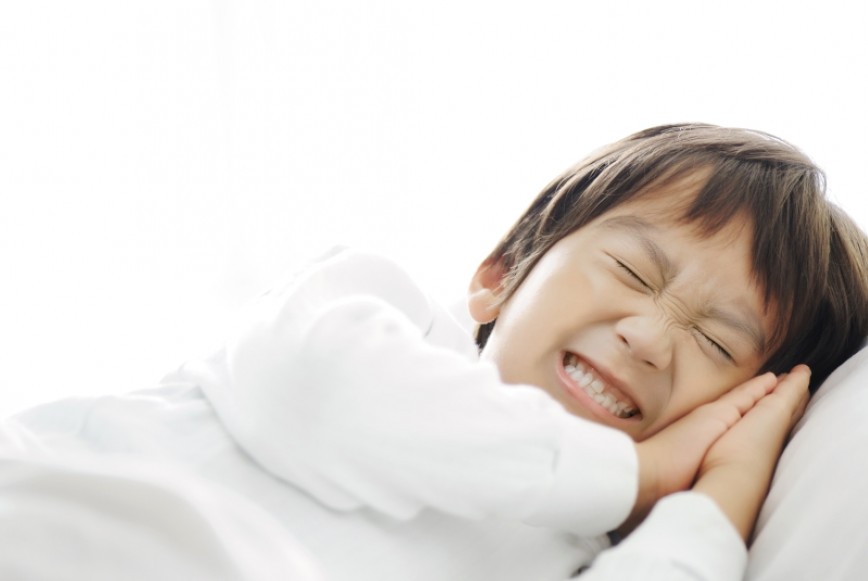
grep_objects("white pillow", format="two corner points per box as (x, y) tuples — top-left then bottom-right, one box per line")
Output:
(747, 345), (868, 580)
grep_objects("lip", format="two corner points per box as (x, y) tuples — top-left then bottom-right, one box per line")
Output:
(555, 351), (642, 423)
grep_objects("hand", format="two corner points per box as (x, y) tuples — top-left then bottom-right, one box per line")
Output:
(623, 372), (780, 534)
(693, 365), (810, 540)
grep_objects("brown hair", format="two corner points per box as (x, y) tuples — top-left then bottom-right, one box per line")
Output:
(476, 123), (868, 391)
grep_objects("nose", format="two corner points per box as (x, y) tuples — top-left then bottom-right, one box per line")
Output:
(615, 315), (673, 370)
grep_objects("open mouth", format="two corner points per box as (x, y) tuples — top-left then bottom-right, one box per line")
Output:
(562, 352), (640, 419)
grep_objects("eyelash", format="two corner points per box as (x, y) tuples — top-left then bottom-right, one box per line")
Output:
(696, 330), (733, 362)
(615, 260), (652, 289)
(614, 259), (734, 362)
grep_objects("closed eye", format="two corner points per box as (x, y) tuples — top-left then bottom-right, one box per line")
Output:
(614, 256), (735, 362)
(615, 260), (652, 290)
(696, 329), (734, 362)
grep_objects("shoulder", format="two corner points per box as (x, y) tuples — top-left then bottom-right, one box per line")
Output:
(285, 247), (430, 310)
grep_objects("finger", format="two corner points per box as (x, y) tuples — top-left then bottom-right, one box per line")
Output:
(794, 389), (809, 421)
(787, 384), (810, 442)
(649, 373), (778, 447)
(715, 372), (778, 416)
(772, 365), (811, 403)
(680, 372), (779, 438)
(780, 365), (811, 422)
(753, 365), (811, 421)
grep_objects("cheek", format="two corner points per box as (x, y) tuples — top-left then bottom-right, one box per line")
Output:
(483, 269), (601, 367)
(661, 367), (753, 429)
(637, 346), (722, 434)
(499, 260), (636, 351)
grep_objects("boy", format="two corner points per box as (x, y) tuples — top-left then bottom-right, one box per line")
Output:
(3, 124), (866, 580)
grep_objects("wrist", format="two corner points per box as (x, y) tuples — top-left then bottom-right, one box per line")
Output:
(693, 466), (769, 541)
(619, 441), (661, 535)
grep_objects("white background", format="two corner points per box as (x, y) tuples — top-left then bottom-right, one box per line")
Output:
(1, 1), (866, 414)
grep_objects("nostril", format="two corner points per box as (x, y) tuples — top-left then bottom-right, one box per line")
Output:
(617, 331), (630, 348)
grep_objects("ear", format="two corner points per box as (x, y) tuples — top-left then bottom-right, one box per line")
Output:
(467, 259), (508, 324)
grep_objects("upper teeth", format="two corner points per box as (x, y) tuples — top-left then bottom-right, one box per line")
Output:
(564, 355), (638, 419)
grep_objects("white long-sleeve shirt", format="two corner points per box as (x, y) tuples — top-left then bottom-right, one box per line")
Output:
(3, 248), (747, 580)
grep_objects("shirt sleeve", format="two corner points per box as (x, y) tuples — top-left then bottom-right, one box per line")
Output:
(171, 248), (638, 538)
(0, 454), (325, 581)
(577, 492), (747, 581)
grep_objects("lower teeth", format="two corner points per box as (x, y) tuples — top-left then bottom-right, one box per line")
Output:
(564, 354), (637, 418)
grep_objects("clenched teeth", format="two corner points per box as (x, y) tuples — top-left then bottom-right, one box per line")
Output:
(564, 354), (638, 419)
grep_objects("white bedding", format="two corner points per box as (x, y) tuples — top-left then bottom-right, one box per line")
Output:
(747, 344), (868, 580)
(0, 449), (324, 580)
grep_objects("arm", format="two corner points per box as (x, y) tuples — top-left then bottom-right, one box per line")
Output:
(0, 455), (325, 581)
(179, 248), (638, 536)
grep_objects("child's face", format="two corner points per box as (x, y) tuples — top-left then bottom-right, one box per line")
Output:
(469, 189), (775, 442)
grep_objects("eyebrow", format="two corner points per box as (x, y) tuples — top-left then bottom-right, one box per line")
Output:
(705, 304), (768, 354)
(599, 215), (676, 280)
(599, 215), (768, 354)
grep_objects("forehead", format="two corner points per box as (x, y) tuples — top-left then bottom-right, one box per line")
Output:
(602, 167), (758, 247)
(621, 169), (712, 220)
